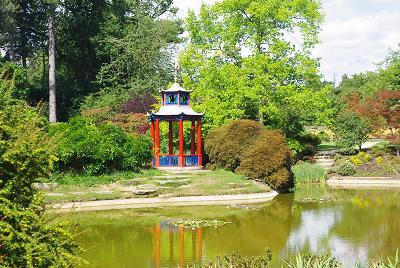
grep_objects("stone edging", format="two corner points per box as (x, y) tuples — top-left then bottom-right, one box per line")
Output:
(50, 191), (279, 212)
(327, 176), (400, 188)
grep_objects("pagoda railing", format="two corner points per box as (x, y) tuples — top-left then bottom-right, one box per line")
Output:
(155, 154), (200, 167)
(184, 155), (198, 166)
(159, 155), (178, 167)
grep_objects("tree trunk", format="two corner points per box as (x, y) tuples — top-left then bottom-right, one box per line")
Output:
(48, 8), (57, 123)
(8, 39), (15, 63)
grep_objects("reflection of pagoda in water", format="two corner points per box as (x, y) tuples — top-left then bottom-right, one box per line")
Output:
(152, 222), (203, 267)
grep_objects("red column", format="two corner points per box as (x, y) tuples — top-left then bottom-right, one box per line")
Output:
(191, 121), (195, 155)
(155, 119), (160, 167)
(178, 119), (184, 167)
(197, 121), (202, 166)
(151, 120), (155, 150)
(168, 121), (173, 155)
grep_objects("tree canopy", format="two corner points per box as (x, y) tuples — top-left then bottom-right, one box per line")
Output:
(179, 0), (334, 136)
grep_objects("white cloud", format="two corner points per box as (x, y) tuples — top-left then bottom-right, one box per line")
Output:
(173, 0), (400, 82)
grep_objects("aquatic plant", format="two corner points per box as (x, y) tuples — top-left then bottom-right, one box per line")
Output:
(189, 249), (272, 268)
(169, 219), (231, 229)
(284, 253), (341, 268)
(292, 162), (326, 184)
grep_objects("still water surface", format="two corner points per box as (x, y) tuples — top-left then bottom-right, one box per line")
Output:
(70, 186), (400, 267)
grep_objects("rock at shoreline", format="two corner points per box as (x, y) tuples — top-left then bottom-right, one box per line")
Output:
(33, 182), (59, 190)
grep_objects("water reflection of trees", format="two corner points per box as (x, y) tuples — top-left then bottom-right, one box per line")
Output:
(201, 194), (299, 263)
(330, 190), (400, 259)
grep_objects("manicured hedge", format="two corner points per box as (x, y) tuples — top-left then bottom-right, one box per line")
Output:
(205, 120), (294, 190)
(49, 116), (152, 175)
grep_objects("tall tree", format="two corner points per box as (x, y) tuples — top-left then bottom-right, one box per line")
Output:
(48, 4), (56, 122)
(179, 0), (333, 136)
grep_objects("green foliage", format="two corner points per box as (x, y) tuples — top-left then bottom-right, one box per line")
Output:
(180, 0), (335, 135)
(50, 116), (152, 175)
(284, 252), (341, 268)
(288, 138), (306, 157)
(236, 130), (294, 191)
(0, 197), (84, 267)
(292, 162), (326, 184)
(205, 120), (265, 171)
(338, 46), (400, 97)
(80, 2), (182, 113)
(0, 103), (52, 207)
(336, 162), (356, 176)
(191, 249), (272, 268)
(333, 110), (371, 152)
(0, 62), (30, 102)
(0, 97), (82, 266)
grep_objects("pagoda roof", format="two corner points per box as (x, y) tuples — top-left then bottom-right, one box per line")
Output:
(161, 82), (192, 93)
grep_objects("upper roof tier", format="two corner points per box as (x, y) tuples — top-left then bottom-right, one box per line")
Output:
(161, 82), (192, 93)
(148, 83), (204, 119)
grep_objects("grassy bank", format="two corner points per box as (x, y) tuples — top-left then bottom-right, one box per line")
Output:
(42, 169), (271, 203)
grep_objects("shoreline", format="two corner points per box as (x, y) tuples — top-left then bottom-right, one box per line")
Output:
(327, 176), (400, 188)
(50, 191), (279, 212)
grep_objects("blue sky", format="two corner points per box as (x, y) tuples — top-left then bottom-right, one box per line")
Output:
(173, 0), (400, 83)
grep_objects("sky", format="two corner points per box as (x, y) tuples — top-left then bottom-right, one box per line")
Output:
(173, 0), (400, 83)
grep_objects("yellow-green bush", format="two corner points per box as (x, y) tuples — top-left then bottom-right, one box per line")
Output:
(376, 156), (384, 165)
(350, 155), (363, 166)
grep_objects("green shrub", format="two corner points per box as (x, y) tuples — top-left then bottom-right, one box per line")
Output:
(292, 162), (326, 184)
(333, 110), (371, 151)
(287, 138), (305, 157)
(50, 116), (152, 175)
(237, 130), (294, 191)
(317, 130), (331, 142)
(0, 101), (82, 266)
(300, 133), (321, 146)
(337, 162), (356, 176)
(205, 120), (265, 171)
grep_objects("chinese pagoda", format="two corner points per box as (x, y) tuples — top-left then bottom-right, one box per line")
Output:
(148, 83), (204, 169)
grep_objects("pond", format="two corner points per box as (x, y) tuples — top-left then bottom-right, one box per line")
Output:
(67, 185), (400, 267)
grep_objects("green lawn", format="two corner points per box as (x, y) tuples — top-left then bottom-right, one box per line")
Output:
(42, 169), (271, 203)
